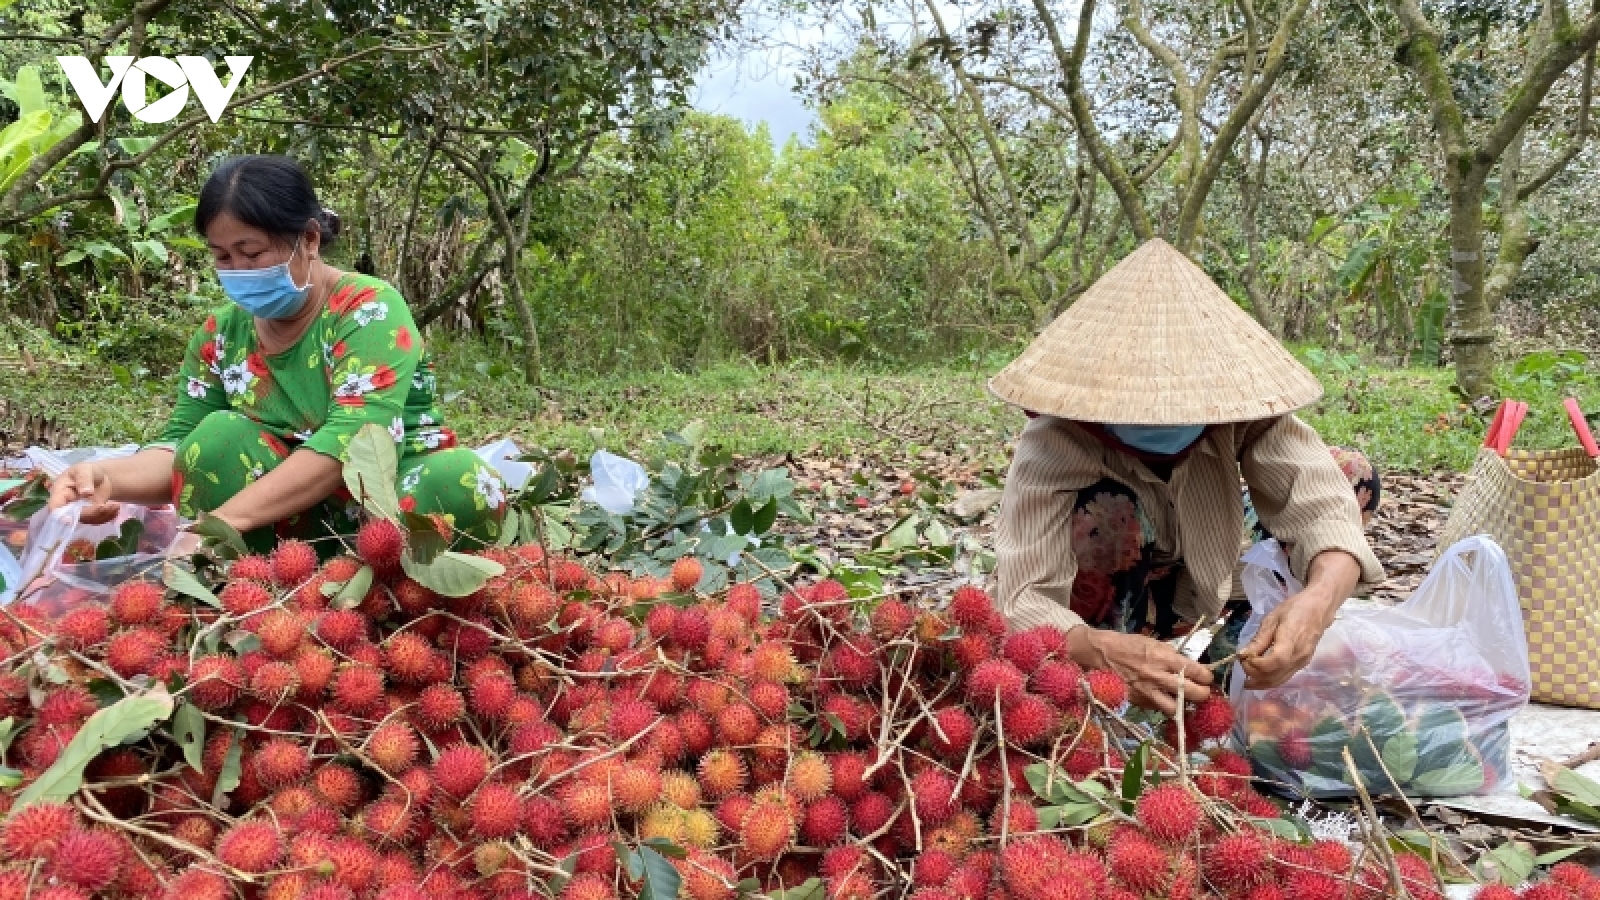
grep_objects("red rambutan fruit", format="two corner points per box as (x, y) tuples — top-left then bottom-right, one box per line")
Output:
(524, 795), (568, 848)
(716, 703), (761, 747)
(219, 579), (273, 617)
(748, 681), (790, 721)
(469, 782), (525, 838)
(383, 632), (440, 685)
(433, 745), (490, 800)
(311, 763), (363, 811)
(230, 554), (274, 583)
(270, 540), (319, 588)
(949, 587), (1000, 633)
(416, 683), (466, 731)
(1206, 832), (1270, 887)
(608, 697), (659, 744)
(1284, 871), (1342, 900)
(697, 749), (748, 799)
(991, 802), (1039, 836)
(253, 738), (310, 790)
(850, 792), (894, 836)
(821, 693), (875, 742)
(2, 803), (75, 860)
(562, 874), (617, 900)
(252, 610), (304, 660)
(365, 721), (420, 775)
(913, 769), (960, 826)
(788, 752), (833, 802)
(1031, 660), (1086, 709)
(55, 606), (109, 651)
(727, 583), (762, 623)
(932, 707), (978, 756)
(326, 836), (378, 892)
(1001, 631), (1048, 673)
(331, 664), (385, 715)
(316, 610), (368, 651)
(106, 579), (166, 626)
(914, 849), (959, 887)
(1186, 694), (1235, 742)
(1000, 695), (1057, 747)
(671, 557), (704, 593)
(356, 519), (405, 578)
(187, 654), (244, 711)
(161, 869), (232, 900)
(739, 794), (795, 859)
(870, 598), (916, 639)
(830, 753), (871, 801)
(645, 603), (679, 640)
(468, 673), (517, 721)
(1085, 670), (1128, 710)
(678, 848), (738, 900)
(36, 686), (97, 729)
(105, 627), (166, 678)
(802, 796), (851, 846)
(671, 607), (711, 650)
(216, 820), (284, 873)
(965, 659), (1027, 708)
(613, 763), (664, 813)
(824, 637), (879, 689)
(714, 794), (754, 834)
(1135, 784), (1201, 844)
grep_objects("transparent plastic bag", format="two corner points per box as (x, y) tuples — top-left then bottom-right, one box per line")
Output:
(11, 501), (179, 617)
(1232, 536), (1531, 798)
(581, 450), (649, 515)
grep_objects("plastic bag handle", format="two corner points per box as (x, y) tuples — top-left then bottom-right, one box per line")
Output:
(1489, 399), (1597, 457)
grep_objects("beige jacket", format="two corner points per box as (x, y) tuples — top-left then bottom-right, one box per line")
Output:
(994, 414), (1385, 632)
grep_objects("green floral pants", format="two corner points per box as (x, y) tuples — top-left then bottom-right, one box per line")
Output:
(172, 411), (507, 553)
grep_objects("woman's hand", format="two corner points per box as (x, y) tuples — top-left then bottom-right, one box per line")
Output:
(47, 462), (122, 525)
(1068, 626), (1213, 716)
(1237, 591), (1339, 689)
(1238, 549), (1360, 689)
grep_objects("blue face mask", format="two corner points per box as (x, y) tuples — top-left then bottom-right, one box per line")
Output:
(216, 238), (311, 319)
(1106, 424), (1207, 455)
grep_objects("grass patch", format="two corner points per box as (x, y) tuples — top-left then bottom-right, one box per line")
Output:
(1, 330), (1594, 473)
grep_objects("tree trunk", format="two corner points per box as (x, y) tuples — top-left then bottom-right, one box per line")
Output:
(1446, 168), (1495, 399)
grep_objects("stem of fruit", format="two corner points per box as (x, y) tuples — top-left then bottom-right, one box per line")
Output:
(1359, 727), (1478, 884)
(1342, 746), (1412, 900)
(995, 693), (1012, 848)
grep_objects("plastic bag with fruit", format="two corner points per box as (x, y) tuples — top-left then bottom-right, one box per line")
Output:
(9, 500), (179, 617)
(1231, 535), (1531, 798)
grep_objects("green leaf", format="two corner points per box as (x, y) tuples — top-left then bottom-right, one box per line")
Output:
(640, 838), (688, 860)
(1251, 816), (1309, 841)
(774, 878), (824, 900)
(751, 498), (779, 535)
(14, 688), (174, 809)
(193, 515), (248, 555)
(1120, 742), (1148, 813)
(875, 514), (920, 552)
(54, 248), (86, 267)
(0, 767), (21, 789)
(495, 507), (520, 547)
(0, 718), (14, 755)
(1481, 842), (1536, 887)
(164, 563), (219, 608)
(403, 511), (447, 564)
(1381, 731), (1418, 784)
(14, 66), (45, 117)
(730, 498), (755, 535)
(401, 551), (504, 598)
(1036, 801), (1101, 828)
(343, 424), (401, 518)
(132, 239), (168, 266)
(173, 702), (205, 772)
(1410, 760), (1486, 796)
(635, 844), (682, 900)
(211, 728), (243, 806)
(115, 137), (157, 154)
(327, 565), (374, 611)
(1535, 846), (1584, 865)
(1547, 765), (1600, 807)
(146, 202), (197, 234)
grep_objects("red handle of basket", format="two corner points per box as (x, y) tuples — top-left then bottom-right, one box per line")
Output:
(1565, 397), (1600, 458)
(1495, 401), (1529, 456)
(1484, 400), (1512, 452)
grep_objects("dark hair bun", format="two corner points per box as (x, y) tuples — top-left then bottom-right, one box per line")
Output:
(319, 207), (341, 241)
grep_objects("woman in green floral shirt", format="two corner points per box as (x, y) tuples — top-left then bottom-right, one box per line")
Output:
(48, 155), (505, 551)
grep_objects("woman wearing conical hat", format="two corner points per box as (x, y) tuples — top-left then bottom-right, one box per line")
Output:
(990, 239), (1384, 715)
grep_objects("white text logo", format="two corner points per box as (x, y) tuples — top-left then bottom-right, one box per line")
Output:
(55, 56), (252, 124)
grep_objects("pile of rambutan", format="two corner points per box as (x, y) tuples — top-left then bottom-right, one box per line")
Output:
(0, 523), (1590, 900)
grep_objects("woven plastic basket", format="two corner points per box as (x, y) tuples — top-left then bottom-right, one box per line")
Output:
(1437, 398), (1600, 709)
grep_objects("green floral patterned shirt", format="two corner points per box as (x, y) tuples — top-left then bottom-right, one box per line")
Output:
(157, 273), (459, 459)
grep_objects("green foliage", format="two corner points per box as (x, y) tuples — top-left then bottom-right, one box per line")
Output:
(13, 688), (175, 810)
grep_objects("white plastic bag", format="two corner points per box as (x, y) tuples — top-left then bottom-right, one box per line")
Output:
(1232, 536), (1531, 798)
(474, 438), (534, 491)
(581, 450), (649, 515)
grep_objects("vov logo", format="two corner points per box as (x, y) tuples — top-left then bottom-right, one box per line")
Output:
(55, 56), (252, 125)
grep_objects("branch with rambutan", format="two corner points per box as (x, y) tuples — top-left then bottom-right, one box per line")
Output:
(0, 503), (1593, 900)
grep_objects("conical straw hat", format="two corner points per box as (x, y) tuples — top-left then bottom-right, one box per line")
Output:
(987, 238), (1322, 425)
